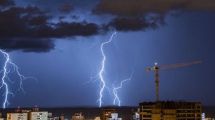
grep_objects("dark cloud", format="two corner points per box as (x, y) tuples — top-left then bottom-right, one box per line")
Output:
(0, 6), (99, 38)
(106, 16), (164, 31)
(53, 22), (99, 37)
(94, 0), (215, 16)
(94, 0), (215, 31)
(0, 6), (48, 37)
(0, 0), (14, 6)
(3, 0), (213, 52)
(0, 5), (99, 52)
(58, 3), (73, 13)
(0, 39), (54, 52)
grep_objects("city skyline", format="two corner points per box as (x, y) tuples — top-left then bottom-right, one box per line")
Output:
(0, 0), (215, 108)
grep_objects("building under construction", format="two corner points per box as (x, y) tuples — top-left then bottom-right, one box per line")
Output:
(139, 101), (202, 120)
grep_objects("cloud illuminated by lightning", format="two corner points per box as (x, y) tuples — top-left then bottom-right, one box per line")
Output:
(98, 32), (117, 107)
(113, 72), (133, 106)
(0, 49), (34, 108)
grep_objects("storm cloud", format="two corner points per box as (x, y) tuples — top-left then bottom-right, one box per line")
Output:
(58, 3), (74, 13)
(0, 0), (14, 7)
(94, 0), (215, 16)
(0, 39), (54, 52)
(0, 1), (99, 52)
(1, 0), (215, 52)
(94, 0), (215, 31)
(107, 17), (162, 31)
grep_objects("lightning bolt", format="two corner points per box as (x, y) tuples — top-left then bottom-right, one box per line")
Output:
(98, 32), (117, 107)
(113, 72), (133, 106)
(0, 49), (34, 108)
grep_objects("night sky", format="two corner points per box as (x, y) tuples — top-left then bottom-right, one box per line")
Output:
(0, 0), (215, 108)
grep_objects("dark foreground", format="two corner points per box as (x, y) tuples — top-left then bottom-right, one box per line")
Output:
(0, 106), (215, 119)
(0, 106), (137, 119)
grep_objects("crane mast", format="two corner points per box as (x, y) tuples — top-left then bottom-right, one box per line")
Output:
(154, 63), (159, 101)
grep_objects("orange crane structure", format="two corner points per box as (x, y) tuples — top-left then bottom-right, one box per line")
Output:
(146, 60), (202, 101)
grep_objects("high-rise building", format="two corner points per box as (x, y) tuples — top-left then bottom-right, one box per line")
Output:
(30, 111), (48, 120)
(60, 114), (64, 120)
(7, 113), (28, 120)
(107, 113), (122, 120)
(133, 112), (140, 120)
(71, 113), (84, 120)
(0, 113), (4, 120)
(94, 117), (101, 120)
(100, 109), (116, 120)
(139, 101), (202, 120)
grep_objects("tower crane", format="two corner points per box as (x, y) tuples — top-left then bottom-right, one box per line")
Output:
(146, 60), (202, 101)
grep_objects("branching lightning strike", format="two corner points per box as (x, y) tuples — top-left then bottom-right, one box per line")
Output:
(113, 73), (133, 106)
(98, 32), (117, 107)
(0, 49), (33, 108)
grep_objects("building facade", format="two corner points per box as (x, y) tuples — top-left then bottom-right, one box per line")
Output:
(100, 109), (116, 120)
(7, 113), (28, 120)
(71, 113), (85, 120)
(107, 113), (122, 120)
(30, 111), (48, 120)
(139, 101), (202, 120)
